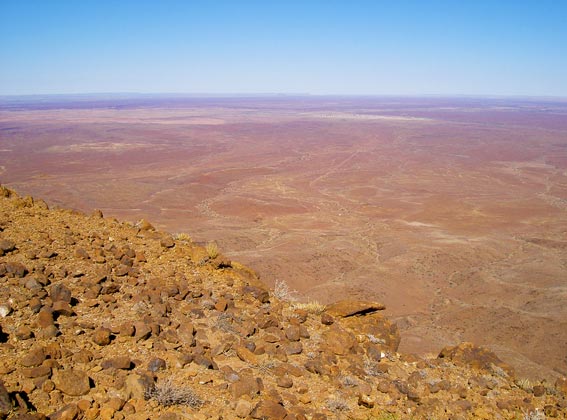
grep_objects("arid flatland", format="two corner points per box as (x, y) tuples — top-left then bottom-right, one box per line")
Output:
(1, 96), (567, 380)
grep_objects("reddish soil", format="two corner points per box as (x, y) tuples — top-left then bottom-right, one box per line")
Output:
(2, 96), (567, 380)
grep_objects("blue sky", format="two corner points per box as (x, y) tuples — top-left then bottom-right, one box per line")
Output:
(0, 0), (566, 96)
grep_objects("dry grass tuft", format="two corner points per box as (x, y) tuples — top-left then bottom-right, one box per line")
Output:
(516, 378), (533, 392)
(145, 378), (202, 408)
(291, 301), (327, 314)
(205, 242), (219, 259)
(174, 232), (192, 242)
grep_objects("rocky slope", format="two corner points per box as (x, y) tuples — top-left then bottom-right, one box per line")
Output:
(0, 185), (566, 420)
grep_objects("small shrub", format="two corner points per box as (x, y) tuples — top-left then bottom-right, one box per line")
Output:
(366, 333), (385, 344)
(363, 357), (383, 377)
(255, 360), (278, 376)
(339, 375), (359, 387)
(523, 408), (546, 420)
(205, 242), (219, 259)
(215, 312), (236, 333)
(145, 378), (202, 408)
(326, 397), (350, 412)
(273, 279), (297, 302)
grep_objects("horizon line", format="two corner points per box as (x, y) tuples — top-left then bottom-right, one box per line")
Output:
(2, 91), (567, 101)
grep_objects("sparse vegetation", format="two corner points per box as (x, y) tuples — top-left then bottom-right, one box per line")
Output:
(255, 360), (278, 376)
(325, 397), (350, 412)
(273, 279), (297, 301)
(523, 408), (546, 420)
(291, 300), (327, 314)
(366, 333), (385, 344)
(215, 312), (236, 333)
(205, 241), (219, 259)
(145, 378), (202, 408)
(174, 232), (192, 242)
(516, 378), (533, 392)
(363, 357), (383, 377)
(339, 375), (359, 387)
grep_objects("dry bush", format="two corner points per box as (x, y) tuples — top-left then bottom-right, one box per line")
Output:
(523, 408), (546, 420)
(273, 279), (297, 302)
(145, 378), (202, 408)
(363, 357), (383, 377)
(325, 397), (350, 412)
(339, 375), (359, 387)
(215, 312), (236, 333)
(254, 360), (278, 376)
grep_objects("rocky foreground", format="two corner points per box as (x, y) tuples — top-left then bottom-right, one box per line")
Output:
(0, 186), (566, 420)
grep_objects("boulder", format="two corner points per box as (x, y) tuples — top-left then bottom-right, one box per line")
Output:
(52, 369), (91, 396)
(124, 373), (154, 400)
(50, 284), (72, 303)
(321, 325), (357, 355)
(230, 375), (262, 399)
(0, 239), (16, 253)
(242, 285), (270, 303)
(439, 342), (514, 377)
(251, 399), (287, 420)
(92, 327), (112, 346)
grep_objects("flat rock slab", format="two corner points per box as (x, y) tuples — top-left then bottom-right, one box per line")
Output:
(325, 300), (385, 318)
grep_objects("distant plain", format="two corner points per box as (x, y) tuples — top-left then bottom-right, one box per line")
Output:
(1, 96), (567, 379)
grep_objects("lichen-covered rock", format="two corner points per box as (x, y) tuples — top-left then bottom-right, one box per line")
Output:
(52, 369), (91, 396)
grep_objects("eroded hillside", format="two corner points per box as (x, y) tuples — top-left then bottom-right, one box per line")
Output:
(0, 186), (566, 419)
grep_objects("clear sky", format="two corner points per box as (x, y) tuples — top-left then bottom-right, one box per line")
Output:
(1, 0), (566, 97)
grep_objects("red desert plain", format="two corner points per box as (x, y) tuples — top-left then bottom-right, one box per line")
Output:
(1, 95), (566, 380)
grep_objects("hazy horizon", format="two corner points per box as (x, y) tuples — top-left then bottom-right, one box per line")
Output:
(2, 92), (567, 101)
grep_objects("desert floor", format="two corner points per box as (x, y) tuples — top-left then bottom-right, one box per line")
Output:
(2, 95), (566, 380)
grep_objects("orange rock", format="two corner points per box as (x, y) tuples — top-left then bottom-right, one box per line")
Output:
(325, 300), (385, 317)
(439, 342), (514, 377)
